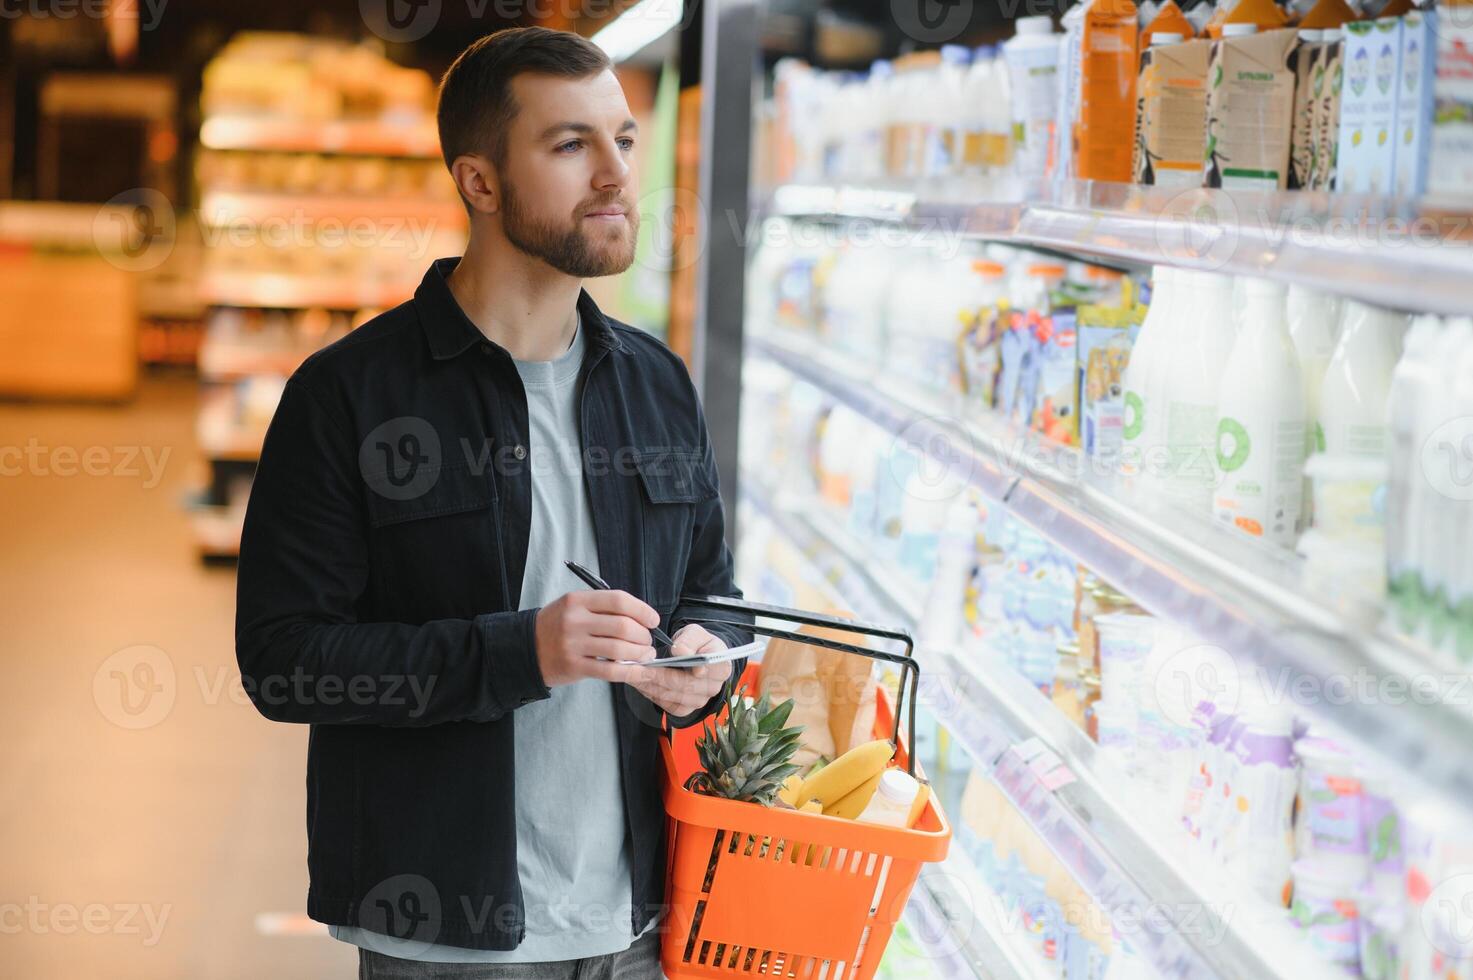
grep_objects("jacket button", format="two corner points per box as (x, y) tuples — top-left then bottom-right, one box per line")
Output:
(513, 444), (527, 460)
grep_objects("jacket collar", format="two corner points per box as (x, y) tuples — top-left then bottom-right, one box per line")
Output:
(414, 256), (624, 361)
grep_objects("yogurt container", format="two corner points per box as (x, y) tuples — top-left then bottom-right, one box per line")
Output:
(1357, 764), (1405, 907)
(1290, 857), (1363, 974)
(1304, 452), (1388, 540)
(1295, 735), (1370, 879)
(1095, 612), (1156, 707)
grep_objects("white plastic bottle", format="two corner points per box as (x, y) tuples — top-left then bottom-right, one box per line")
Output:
(926, 45), (971, 177)
(1287, 285), (1344, 456)
(1320, 300), (1406, 460)
(1448, 326), (1473, 661)
(1004, 15), (1061, 177)
(1385, 316), (1443, 635)
(856, 769), (921, 827)
(1410, 319), (1473, 651)
(1162, 269), (1238, 513)
(1121, 266), (1178, 487)
(1288, 285), (1343, 530)
(1213, 278), (1307, 546)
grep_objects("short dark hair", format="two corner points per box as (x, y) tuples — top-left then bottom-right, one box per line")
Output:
(436, 27), (612, 175)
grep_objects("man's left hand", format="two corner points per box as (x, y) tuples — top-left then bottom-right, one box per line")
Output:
(627, 624), (731, 718)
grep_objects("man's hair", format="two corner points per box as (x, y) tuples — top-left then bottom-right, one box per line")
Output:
(437, 27), (613, 176)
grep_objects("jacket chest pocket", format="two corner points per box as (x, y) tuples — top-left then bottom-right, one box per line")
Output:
(633, 450), (716, 611)
(364, 463), (499, 612)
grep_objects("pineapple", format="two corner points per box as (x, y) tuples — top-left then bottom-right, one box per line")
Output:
(683, 685), (805, 806)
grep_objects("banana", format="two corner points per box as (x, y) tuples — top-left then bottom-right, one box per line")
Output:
(823, 768), (885, 819)
(777, 774), (804, 808)
(906, 779), (932, 829)
(798, 739), (894, 809)
(799, 799), (823, 813)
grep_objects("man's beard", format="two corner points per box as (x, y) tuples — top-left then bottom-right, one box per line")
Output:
(501, 184), (639, 278)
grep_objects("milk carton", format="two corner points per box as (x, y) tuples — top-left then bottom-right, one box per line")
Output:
(1392, 9), (1437, 198)
(1428, 8), (1473, 200)
(1310, 27), (1346, 190)
(1204, 27), (1300, 189)
(1336, 17), (1402, 194)
(1133, 37), (1212, 185)
(1289, 30), (1326, 189)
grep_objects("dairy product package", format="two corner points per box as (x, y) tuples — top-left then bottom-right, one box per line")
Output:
(1077, 0), (1141, 182)
(1204, 27), (1300, 189)
(1310, 26), (1346, 190)
(1288, 30), (1325, 188)
(1392, 8), (1437, 198)
(1429, 7), (1473, 199)
(1077, 304), (1137, 460)
(1336, 17), (1402, 194)
(1032, 309), (1080, 446)
(1134, 37), (1212, 184)
(1005, 16), (1063, 177)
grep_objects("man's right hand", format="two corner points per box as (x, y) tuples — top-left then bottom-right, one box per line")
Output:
(534, 590), (661, 686)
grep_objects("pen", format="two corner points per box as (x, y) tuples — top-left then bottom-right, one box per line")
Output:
(563, 559), (676, 649)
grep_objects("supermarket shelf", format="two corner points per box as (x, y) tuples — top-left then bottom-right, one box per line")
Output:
(199, 271), (414, 310)
(198, 114), (441, 158)
(748, 328), (1473, 815)
(914, 852), (1058, 980)
(741, 484), (1334, 980)
(757, 179), (1473, 317)
(197, 191), (466, 229)
(901, 867), (1016, 980)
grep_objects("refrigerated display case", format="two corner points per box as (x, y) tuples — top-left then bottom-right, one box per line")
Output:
(691, 4), (1473, 979)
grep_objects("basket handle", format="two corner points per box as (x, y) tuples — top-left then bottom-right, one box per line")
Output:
(671, 594), (920, 776)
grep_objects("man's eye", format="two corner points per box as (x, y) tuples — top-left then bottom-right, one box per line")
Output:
(557, 140), (582, 153)
(618, 137), (635, 151)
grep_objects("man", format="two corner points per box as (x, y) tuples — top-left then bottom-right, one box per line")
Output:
(235, 27), (750, 979)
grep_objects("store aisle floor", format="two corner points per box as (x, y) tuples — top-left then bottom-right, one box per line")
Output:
(0, 377), (354, 979)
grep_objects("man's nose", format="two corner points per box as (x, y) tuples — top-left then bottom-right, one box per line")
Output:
(592, 139), (632, 191)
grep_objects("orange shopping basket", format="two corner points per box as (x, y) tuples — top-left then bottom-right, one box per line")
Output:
(659, 596), (951, 980)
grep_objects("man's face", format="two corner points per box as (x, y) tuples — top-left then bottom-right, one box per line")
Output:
(497, 70), (640, 278)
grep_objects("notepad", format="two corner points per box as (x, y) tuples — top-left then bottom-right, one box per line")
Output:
(602, 640), (763, 668)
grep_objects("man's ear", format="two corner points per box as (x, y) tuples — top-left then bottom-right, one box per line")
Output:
(449, 153), (500, 215)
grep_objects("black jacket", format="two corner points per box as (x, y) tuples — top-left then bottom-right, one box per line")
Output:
(235, 257), (750, 951)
